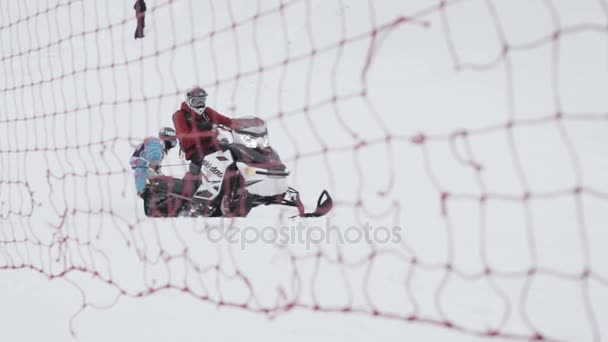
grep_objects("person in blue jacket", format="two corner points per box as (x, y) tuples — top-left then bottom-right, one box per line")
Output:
(130, 127), (178, 216)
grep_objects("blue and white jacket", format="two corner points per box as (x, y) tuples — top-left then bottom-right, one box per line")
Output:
(130, 137), (167, 194)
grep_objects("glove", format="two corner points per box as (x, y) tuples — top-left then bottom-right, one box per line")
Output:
(148, 161), (160, 171)
(147, 162), (161, 177)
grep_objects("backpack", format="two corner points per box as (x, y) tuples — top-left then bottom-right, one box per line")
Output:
(184, 110), (193, 129)
(183, 110), (211, 130)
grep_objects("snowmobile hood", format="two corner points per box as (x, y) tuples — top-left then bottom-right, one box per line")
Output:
(228, 144), (286, 170)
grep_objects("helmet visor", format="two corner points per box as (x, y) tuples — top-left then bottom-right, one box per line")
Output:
(162, 138), (177, 149)
(189, 95), (206, 108)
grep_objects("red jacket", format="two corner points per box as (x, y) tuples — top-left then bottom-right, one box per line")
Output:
(172, 102), (233, 160)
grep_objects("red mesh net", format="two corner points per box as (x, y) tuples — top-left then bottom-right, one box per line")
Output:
(1, 0), (608, 341)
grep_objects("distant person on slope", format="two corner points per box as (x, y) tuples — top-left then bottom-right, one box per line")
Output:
(130, 127), (178, 216)
(133, 0), (147, 39)
(172, 86), (233, 196)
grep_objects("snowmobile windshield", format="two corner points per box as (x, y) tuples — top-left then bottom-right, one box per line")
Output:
(233, 117), (267, 137)
(232, 117), (270, 149)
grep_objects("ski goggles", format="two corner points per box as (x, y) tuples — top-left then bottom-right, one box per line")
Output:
(160, 138), (177, 148)
(189, 95), (206, 108)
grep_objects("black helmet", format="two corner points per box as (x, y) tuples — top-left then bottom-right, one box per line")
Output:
(158, 127), (177, 149)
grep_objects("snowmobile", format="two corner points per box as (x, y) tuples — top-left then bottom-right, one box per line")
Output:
(143, 116), (332, 218)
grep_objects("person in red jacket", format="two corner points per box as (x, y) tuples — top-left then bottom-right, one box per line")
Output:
(172, 86), (233, 196)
